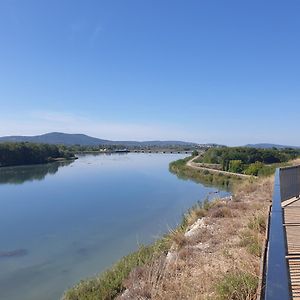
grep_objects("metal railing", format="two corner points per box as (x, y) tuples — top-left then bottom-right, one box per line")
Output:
(263, 166), (300, 300)
(280, 166), (300, 202)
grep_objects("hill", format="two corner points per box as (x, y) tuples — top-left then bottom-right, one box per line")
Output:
(245, 143), (300, 149)
(0, 132), (197, 147)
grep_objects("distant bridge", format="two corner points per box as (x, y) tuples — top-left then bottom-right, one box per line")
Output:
(130, 150), (193, 154)
(260, 165), (300, 300)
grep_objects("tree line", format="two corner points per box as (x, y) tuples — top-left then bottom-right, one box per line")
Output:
(0, 142), (75, 167)
(200, 147), (300, 176)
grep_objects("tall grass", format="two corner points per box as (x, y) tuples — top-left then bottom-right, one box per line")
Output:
(62, 239), (170, 300)
(216, 271), (258, 300)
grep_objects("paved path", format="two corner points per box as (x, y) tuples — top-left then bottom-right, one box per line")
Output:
(282, 197), (300, 300)
(186, 155), (253, 179)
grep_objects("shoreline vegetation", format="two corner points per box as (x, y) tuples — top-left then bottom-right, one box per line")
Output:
(0, 141), (196, 168)
(169, 156), (242, 190)
(194, 147), (300, 177)
(63, 150), (300, 300)
(0, 142), (76, 167)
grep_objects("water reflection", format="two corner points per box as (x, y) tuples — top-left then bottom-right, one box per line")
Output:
(169, 167), (232, 190)
(0, 161), (73, 185)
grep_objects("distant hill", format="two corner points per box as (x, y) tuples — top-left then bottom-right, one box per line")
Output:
(0, 132), (197, 147)
(245, 143), (300, 149)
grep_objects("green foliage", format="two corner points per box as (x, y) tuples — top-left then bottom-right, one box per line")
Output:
(169, 156), (239, 189)
(0, 142), (75, 167)
(244, 161), (264, 176)
(199, 146), (299, 176)
(216, 271), (258, 300)
(202, 146), (299, 165)
(228, 160), (243, 173)
(239, 230), (262, 257)
(192, 150), (198, 156)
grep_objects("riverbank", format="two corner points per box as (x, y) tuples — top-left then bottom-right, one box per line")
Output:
(116, 179), (271, 299)
(169, 156), (244, 189)
(62, 155), (274, 300)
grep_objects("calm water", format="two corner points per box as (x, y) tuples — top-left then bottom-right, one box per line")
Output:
(0, 153), (228, 300)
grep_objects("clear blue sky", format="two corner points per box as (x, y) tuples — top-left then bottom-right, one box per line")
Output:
(0, 0), (299, 145)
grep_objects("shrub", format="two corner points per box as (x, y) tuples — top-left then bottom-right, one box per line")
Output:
(244, 162), (264, 176)
(229, 160), (244, 173)
(169, 229), (187, 249)
(209, 206), (233, 218)
(248, 214), (266, 233)
(239, 230), (262, 257)
(192, 150), (198, 156)
(216, 271), (258, 300)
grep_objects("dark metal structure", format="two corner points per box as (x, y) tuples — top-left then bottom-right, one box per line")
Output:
(264, 166), (300, 300)
(280, 166), (300, 202)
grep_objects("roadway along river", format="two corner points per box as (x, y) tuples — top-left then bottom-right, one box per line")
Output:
(0, 153), (229, 300)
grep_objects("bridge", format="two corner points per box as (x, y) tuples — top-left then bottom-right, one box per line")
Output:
(130, 150), (193, 154)
(261, 165), (300, 300)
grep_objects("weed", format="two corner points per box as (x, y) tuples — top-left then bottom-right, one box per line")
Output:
(216, 271), (258, 300)
(209, 206), (233, 218)
(248, 214), (266, 233)
(169, 229), (187, 249)
(239, 230), (262, 257)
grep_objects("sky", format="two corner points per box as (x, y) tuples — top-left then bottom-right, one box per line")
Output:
(0, 0), (299, 145)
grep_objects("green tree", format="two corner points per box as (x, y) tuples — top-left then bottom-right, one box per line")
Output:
(228, 160), (243, 173)
(244, 162), (264, 176)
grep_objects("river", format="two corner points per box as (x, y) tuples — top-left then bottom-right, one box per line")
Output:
(0, 153), (228, 300)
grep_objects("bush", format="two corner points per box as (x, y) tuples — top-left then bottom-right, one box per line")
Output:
(209, 206), (233, 218)
(244, 162), (264, 176)
(229, 160), (243, 173)
(248, 214), (266, 233)
(192, 150), (198, 156)
(239, 230), (262, 257)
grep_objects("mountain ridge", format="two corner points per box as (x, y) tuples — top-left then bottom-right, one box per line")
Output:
(0, 132), (197, 147)
(245, 143), (300, 149)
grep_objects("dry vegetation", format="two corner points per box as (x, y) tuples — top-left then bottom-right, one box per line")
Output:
(116, 178), (272, 300)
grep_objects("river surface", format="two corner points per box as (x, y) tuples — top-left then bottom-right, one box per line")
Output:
(0, 153), (229, 300)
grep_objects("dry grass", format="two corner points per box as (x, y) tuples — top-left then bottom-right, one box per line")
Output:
(208, 205), (235, 218)
(185, 207), (207, 225)
(290, 158), (300, 166)
(169, 229), (187, 249)
(118, 177), (272, 300)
